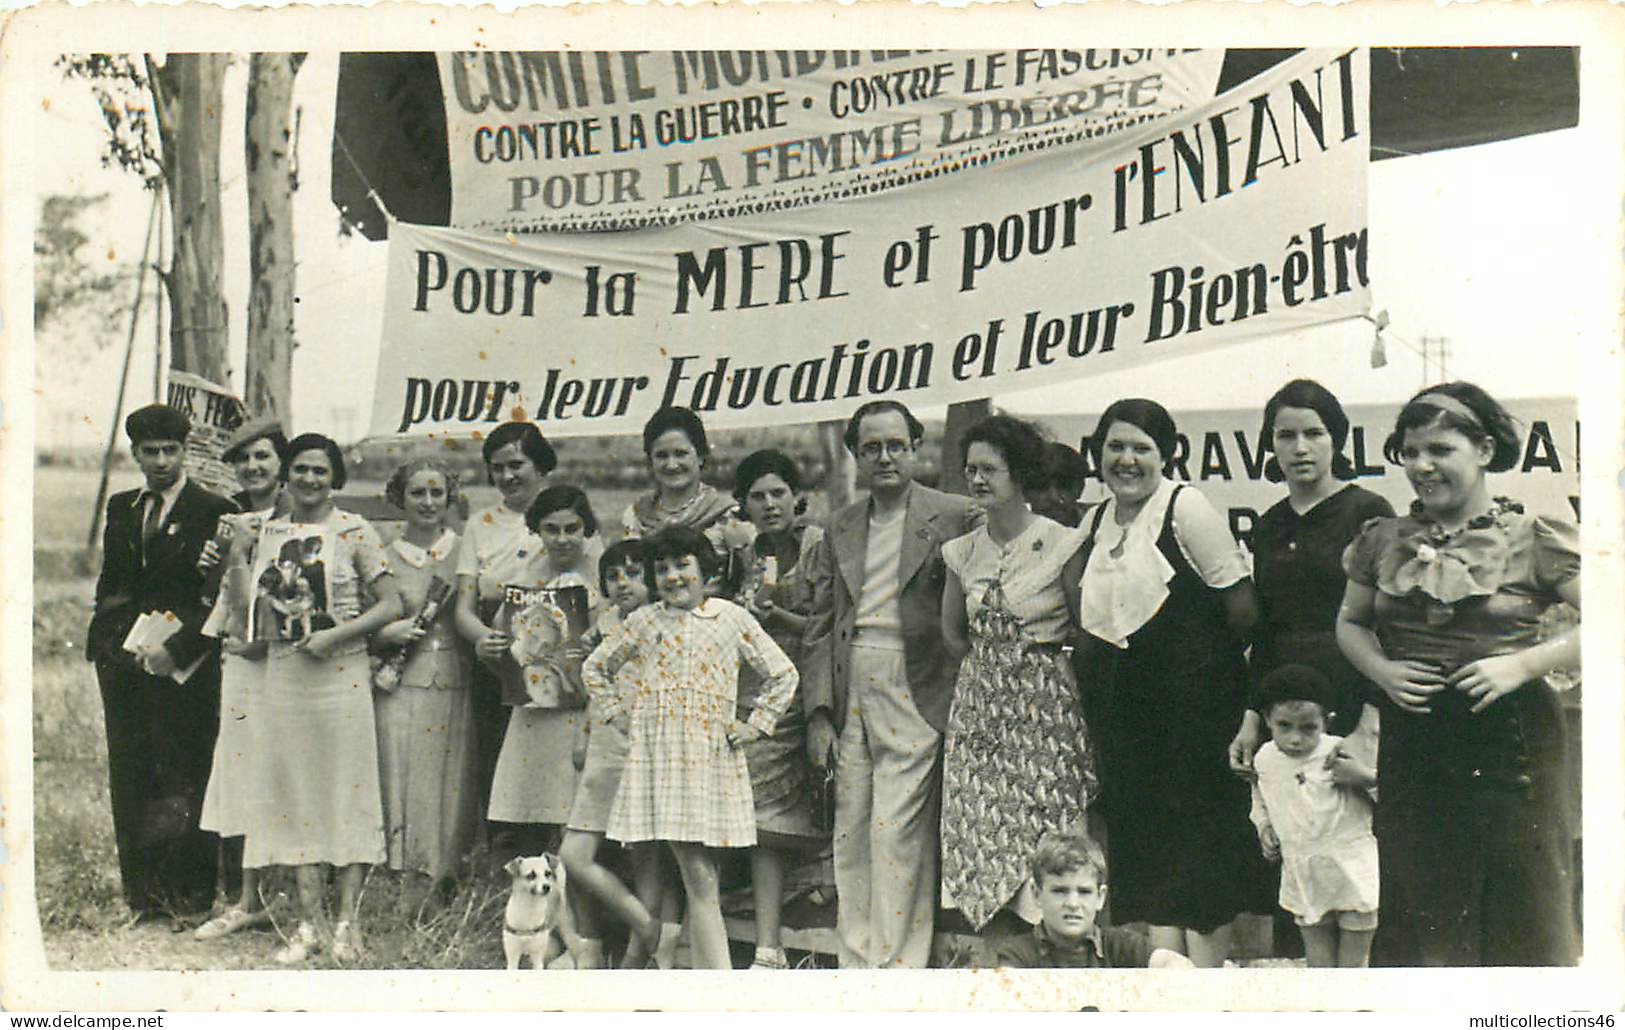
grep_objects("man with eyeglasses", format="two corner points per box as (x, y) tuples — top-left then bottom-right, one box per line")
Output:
(803, 399), (977, 967)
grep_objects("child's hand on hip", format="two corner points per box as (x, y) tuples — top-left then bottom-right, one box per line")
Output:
(726, 719), (763, 748)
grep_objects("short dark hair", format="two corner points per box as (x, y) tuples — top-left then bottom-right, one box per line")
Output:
(482, 421), (557, 477)
(1258, 663), (1337, 719)
(598, 539), (648, 595)
(733, 449), (803, 502)
(642, 525), (721, 593)
(641, 406), (710, 461)
(843, 400), (925, 455)
(1088, 398), (1178, 475)
(281, 432), (349, 490)
(1031, 832), (1107, 889)
(1044, 442), (1090, 499)
(960, 415), (1049, 493)
(1383, 381), (1522, 474)
(1261, 379), (1355, 482)
(384, 457), (466, 518)
(124, 404), (190, 445)
(525, 484), (599, 538)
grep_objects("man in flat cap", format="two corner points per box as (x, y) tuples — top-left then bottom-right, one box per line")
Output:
(86, 403), (236, 922)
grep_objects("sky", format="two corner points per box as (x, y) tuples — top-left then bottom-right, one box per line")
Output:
(30, 49), (1610, 450)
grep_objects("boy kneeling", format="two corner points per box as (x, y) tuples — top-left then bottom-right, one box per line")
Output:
(993, 833), (1194, 969)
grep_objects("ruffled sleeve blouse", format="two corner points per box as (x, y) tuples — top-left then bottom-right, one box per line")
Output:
(1341, 501), (1578, 673)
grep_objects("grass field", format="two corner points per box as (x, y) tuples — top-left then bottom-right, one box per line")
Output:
(28, 465), (660, 970)
(30, 463), (1291, 971)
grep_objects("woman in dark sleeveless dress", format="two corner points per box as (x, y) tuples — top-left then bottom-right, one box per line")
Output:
(1072, 398), (1270, 967)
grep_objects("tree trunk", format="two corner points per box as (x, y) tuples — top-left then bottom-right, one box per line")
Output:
(146, 53), (230, 384)
(244, 53), (306, 420)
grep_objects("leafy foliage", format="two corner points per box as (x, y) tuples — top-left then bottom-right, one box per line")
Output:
(34, 192), (141, 340)
(56, 54), (164, 189)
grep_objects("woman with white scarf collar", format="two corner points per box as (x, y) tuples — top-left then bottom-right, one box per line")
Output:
(1071, 398), (1271, 967)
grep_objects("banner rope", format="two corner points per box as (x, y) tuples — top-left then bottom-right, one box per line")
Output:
(333, 131), (397, 226)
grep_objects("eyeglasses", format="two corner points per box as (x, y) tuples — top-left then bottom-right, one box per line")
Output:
(963, 463), (1009, 481)
(857, 440), (913, 461)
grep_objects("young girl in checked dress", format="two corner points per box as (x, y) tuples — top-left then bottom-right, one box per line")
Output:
(582, 526), (799, 969)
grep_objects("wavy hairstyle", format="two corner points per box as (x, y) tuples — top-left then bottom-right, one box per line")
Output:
(960, 414), (1050, 493)
(525, 484), (599, 538)
(1382, 381), (1522, 474)
(384, 457), (468, 521)
(641, 406), (711, 461)
(641, 525), (721, 594)
(481, 421), (557, 481)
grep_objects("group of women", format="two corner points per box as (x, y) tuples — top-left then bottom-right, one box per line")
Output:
(938, 379), (1580, 968)
(189, 410), (830, 967)
(188, 373), (1581, 970)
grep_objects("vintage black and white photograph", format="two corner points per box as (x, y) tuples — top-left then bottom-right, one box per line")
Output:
(2, 3), (1621, 1014)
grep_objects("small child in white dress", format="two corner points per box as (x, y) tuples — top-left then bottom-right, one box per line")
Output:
(1250, 664), (1379, 968)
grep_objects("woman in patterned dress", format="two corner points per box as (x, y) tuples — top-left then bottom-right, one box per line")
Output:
(732, 449), (829, 969)
(939, 415), (1097, 934)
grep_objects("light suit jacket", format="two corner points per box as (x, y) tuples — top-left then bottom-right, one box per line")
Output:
(801, 481), (976, 734)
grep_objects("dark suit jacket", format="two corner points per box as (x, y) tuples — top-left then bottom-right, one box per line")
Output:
(87, 479), (237, 669)
(801, 481), (977, 734)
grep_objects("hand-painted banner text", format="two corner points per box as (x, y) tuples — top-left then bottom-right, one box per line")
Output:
(439, 48), (1224, 231)
(376, 49), (1370, 440)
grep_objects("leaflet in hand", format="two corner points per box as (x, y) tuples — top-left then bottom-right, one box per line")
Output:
(121, 611), (208, 683)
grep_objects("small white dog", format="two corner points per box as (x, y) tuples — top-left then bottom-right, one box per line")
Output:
(502, 853), (578, 970)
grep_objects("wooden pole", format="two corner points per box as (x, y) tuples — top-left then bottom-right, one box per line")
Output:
(86, 190), (162, 553)
(152, 181), (165, 401)
(940, 398), (991, 494)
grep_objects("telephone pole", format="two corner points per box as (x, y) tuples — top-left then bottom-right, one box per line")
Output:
(1420, 334), (1451, 385)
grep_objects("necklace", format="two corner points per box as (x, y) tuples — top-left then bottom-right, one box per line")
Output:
(1409, 496), (1522, 544)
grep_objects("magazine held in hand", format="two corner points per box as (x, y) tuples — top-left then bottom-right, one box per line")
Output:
(246, 522), (336, 644)
(492, 576), (592, 708)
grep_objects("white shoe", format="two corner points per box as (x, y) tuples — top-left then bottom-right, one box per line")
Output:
(193, 906), (271, 942)
(749, 946), (788, 970)
(273, 921), (321, 965)
(330, 920), (365, 964)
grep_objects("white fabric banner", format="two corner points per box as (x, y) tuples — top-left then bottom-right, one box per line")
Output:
(438, 48), (1225, 231)
(375, 48), (1370, 440)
